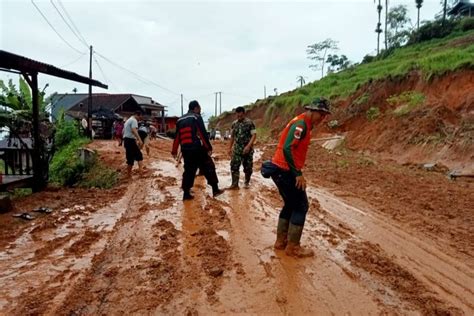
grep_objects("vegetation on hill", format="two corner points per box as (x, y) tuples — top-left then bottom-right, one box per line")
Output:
(212, 22), (473, 129)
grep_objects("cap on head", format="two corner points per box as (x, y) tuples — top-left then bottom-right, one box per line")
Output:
(304, 97), (331, 114)
(189, 100), (200, 111)
(235, 106), (245, 113)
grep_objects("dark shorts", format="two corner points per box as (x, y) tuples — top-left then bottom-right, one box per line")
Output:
(124, 137), (143, 166)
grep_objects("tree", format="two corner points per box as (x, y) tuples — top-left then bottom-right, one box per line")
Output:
(387, 5), (412, 48)
(416, 0), (424, 30)
(0, 77), (52, 138)
(326, 54), (351, 73)
(306, 38), (339, 78)
(273, 88), (278, 96)
(296, 76), (306, 88)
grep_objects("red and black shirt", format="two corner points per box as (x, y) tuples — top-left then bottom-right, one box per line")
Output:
(172, 112), (212, 154)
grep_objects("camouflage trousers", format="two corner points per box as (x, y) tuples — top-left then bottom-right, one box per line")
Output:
(230, 149), (253, 180)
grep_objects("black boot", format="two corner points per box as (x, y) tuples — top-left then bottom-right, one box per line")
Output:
(183, 191), (194, 201)
(212, 184), (225, 197)
(244, 173), (251, 188)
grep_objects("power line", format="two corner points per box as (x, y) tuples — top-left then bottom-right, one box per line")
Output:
(50, 0), (88, 48)
(57, 0), (89, 46)
(93, 56), (118, 90)
(95, 51), (180, 96)
(30, 0), (84, 55)
(60, 53), (85, 68)
(222, 91), (255, 100)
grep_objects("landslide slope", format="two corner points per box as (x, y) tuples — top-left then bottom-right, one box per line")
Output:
(213, 31), (474, 172)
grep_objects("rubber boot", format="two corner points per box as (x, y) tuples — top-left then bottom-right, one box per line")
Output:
(212, 184), (225, 197)
(274, 218), (289, 250)
(244, 173), (251, 188)
(228, 173), (239, 190)
(183, 191), (194, 201)
(285, 223), (314, 258)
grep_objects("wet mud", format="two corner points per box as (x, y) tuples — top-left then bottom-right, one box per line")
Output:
(0, 140), (472, 315)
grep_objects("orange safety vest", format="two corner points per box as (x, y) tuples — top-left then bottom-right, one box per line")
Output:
(272, 113), (312, 176)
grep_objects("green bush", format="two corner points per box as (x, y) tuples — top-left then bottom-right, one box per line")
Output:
(366, 107), (380, 121)
(408, 19), (459, 44)
(458, 17), (474, 32)
(49, 138), (89, 186)
(78, 160), (118, 189)
(54, 118), (80, 148)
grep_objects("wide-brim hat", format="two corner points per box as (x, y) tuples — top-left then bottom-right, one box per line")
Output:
(304, 97), (331, 113)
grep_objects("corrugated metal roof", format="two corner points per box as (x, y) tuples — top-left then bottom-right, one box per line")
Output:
(0, 50), (108, 89)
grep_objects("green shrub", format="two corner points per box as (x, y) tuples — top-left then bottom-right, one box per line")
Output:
(366, 107), (380, 121)
(456, 17), (474, 32)
(54, 116), (80, 148)
(78, 160), (118, 189)
(49, 138), (89, 186)
(408, 19), (458, 44)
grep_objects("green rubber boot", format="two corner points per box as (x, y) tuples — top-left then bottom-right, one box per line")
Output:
(228, 172), (239, 190)
(274, 218), (289, 250)
(285, 223), (314, 258)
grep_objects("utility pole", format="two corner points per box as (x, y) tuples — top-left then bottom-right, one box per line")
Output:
(219, 92), (222, 115)
(88, 45), (93, 139)
(264, 85), (267, 99)
(180, 93), (183, 116)
(214, 92), (218, 117)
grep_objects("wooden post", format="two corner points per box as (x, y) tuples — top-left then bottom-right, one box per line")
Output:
(88, 45), (93, 139)
(31, 72), (43, 192)
(161, 109), (166, 134)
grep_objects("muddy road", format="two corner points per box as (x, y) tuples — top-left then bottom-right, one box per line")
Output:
(0, 140), (473, 315)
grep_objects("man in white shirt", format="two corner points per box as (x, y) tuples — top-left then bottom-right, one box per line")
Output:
(123, 111), (144, 176)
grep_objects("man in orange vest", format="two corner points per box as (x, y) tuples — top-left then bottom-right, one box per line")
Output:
(271, 97), (330, 257)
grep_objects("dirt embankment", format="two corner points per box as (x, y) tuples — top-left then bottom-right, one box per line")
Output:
(215, 70), (474, 172)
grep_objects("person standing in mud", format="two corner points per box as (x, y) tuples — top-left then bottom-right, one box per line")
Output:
(123, 111), (144, 177)
(171, 100), (224, 200)
(270, 97), (330, 257)
(228, 106), (257, 189)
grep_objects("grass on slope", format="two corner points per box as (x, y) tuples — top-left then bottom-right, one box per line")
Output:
(276, 31), (474, 115)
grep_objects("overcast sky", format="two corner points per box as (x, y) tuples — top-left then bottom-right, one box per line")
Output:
(1, 0), (443, 118)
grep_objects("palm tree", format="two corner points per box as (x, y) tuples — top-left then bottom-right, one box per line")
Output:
(375, 0), (383, 55)
(416, 0), (423, 30)
(296, 76), (306, 88)
(385, 0), (389, 50)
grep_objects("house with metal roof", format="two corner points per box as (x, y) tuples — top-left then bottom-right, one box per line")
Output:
(55, 93), (168, 138)
(448, 0), (474, 17)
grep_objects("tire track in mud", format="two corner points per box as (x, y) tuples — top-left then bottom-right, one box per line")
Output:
(53, 174), (179, 315)
(242, 174), (471, 315)
(54, 161), (235, 315)
(210, 162), (383, 314)
(0, 184), (139, 315)
(305, 186), (474, 315)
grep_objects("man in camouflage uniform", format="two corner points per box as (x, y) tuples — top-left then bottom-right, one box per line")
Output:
(228, 106), (257, 189)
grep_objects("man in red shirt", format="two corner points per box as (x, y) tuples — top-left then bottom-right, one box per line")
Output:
(271, 97), (330, 257)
